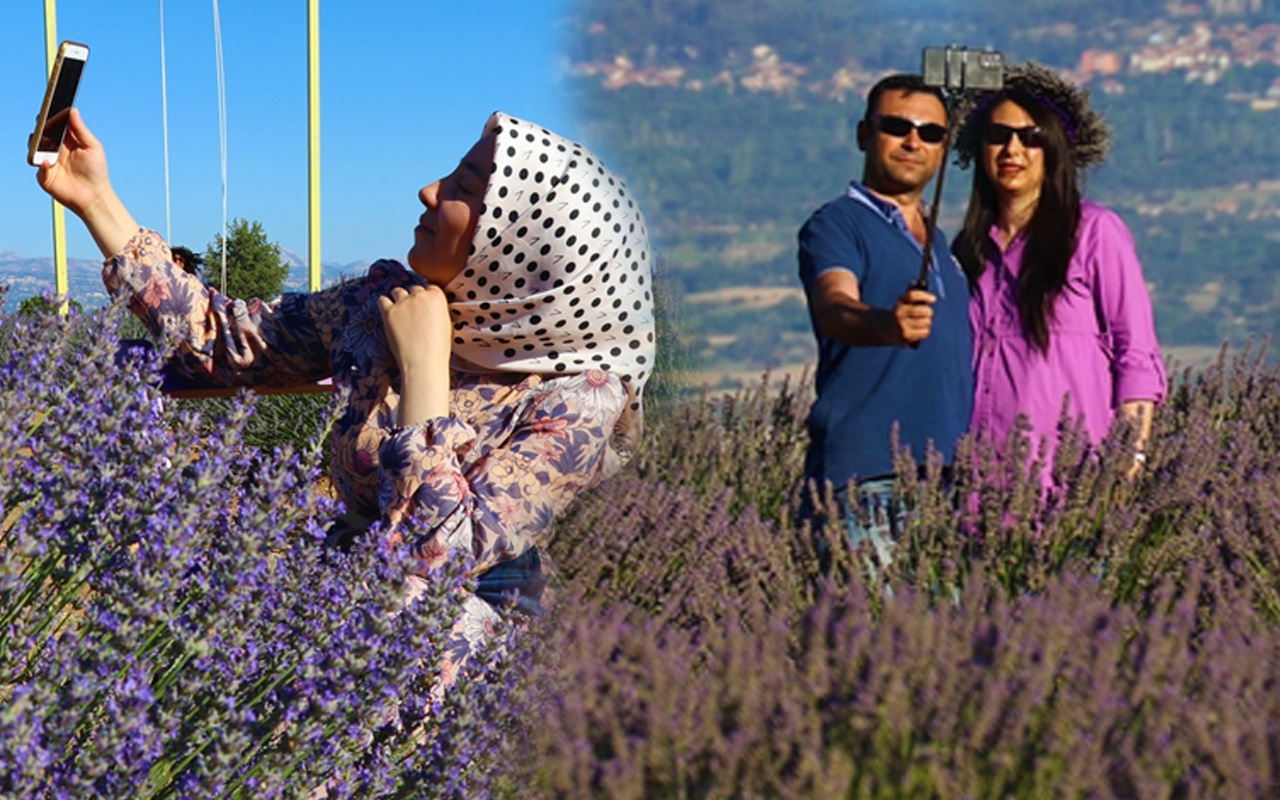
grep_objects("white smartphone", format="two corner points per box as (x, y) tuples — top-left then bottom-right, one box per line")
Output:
(28, 41), (90, 167)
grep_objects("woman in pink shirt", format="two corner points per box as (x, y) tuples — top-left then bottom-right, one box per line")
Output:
(952, 64), (1166, 480)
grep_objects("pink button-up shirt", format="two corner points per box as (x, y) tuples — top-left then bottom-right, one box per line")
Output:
(968, 201), (1166, 466)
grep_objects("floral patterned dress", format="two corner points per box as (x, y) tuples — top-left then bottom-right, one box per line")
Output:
(105, 229), (628, 669)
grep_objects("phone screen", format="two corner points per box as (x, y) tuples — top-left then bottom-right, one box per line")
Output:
(36, 57), (85, 155)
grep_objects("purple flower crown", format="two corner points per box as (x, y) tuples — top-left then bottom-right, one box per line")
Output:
(952, 61), (1112, 170)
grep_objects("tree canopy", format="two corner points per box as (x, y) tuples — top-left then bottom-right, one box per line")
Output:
(203, 218), (290, 301)
(17, 295), (82, 316)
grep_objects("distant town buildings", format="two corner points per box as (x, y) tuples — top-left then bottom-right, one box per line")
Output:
(1207, 0), (1265, 14)
(574, 15), (1280, 113)
(1079, 49), (1124, 77)
(569, 55), (686, 90)
(739, 45), (807, 94)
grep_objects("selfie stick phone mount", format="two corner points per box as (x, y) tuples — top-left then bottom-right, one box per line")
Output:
(912, 47), (1005, 295)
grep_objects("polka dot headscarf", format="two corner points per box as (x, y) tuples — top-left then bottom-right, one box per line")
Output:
(445, 112), (656, 466)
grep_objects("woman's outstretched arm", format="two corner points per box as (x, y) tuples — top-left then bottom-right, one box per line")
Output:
(35, 110), (338, 387)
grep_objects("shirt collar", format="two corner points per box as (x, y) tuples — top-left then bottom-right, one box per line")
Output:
(845, 182), (914, 235)
(986, 224), (1028, 257)
(846, 181), (956, 297)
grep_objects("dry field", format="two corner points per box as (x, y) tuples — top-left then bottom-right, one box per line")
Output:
(683, 286), (805, 310)
(681, 344), (1230, 393)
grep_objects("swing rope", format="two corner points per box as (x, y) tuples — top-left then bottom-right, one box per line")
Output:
(155, 1), (333, 399)
(212, 0), (228, 293)
(158, 0), (172, 242)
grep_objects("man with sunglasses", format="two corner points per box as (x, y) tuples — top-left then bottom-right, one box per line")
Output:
(798, 74), (973, 558)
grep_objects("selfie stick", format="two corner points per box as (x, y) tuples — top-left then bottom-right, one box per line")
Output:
(911, 93), (957, 293)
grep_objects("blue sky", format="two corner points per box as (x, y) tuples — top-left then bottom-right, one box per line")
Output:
(2, 1), (575, 267)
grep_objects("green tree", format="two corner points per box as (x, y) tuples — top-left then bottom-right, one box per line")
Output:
(17, 295), (82, 316)
(203, 218), (290, 300)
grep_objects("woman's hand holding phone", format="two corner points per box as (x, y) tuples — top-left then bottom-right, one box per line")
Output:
(36, 108), (110, 214)
(35, 109), (138, 258)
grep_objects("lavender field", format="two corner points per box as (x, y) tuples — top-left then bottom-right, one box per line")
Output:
(4, 298), (1280, 798)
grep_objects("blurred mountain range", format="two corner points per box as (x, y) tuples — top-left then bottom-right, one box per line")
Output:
(0, 246), (371, 310)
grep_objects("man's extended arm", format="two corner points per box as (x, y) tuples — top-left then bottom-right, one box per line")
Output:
(807, 269), (936, 346)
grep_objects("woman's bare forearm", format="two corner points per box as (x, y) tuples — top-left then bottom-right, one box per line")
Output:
(78, 189), (140, 259)
(396, 358), (452, 427)
(1120, 399), (1155, 450)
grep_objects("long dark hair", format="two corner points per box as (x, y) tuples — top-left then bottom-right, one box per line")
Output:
(955, 94), (1081, 354)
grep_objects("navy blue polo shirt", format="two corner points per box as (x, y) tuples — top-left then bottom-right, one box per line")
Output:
(798, 182), (973, 486)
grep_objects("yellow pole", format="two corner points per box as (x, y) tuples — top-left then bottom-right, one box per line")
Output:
(44, 0), (69, 315)
(307, 0), (321, 291)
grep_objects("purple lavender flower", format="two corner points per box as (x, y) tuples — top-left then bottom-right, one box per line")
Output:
(0, 303), (526, 799)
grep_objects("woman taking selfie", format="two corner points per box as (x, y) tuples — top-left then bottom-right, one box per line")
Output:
(35, 109), (655, 671)
(952, 64), (1166, 481)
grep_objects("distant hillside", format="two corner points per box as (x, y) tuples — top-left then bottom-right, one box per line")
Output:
(569, 0), (1277, 75)
(569, 1), (1280, 375)
(0, 256), (110, 309)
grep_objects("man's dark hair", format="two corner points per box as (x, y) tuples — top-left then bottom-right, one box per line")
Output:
(863, 74), (946, 122)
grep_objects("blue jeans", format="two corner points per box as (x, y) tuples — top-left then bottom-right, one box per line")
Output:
(837, 477), (902, 571)
(326, 510), (549, 618)
(474, 547), (549, 618)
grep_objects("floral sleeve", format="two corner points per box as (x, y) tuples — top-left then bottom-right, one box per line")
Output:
(103, 228), (335, 387)
(377, 369), (627, 576)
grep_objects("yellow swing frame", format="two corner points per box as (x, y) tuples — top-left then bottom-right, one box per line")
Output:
(42, 0), (331, 397)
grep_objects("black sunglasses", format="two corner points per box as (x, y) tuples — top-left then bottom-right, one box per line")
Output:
(985, 123), (1046, 149)
(874, 115), (948, 145)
